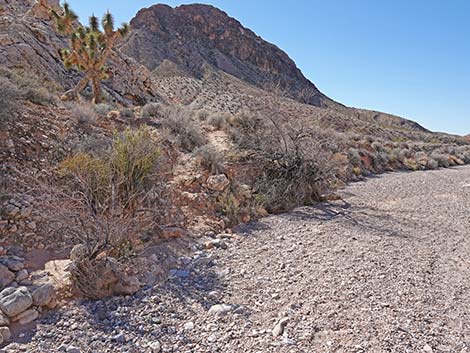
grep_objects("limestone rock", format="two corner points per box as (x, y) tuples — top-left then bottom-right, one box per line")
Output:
(0, 287), (33, 317)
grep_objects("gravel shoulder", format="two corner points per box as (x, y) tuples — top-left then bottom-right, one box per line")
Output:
(8, 166), (470, 353)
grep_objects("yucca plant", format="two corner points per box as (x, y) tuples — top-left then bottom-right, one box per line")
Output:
(51, 2), (129, 104)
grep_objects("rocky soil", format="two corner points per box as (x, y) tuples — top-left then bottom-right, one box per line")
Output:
(1, 166), (468, 352)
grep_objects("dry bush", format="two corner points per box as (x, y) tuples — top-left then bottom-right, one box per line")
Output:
(0, 77), (20, 124)
(66, 101), (98, 125)
(227, 110), (332, 212)
(94, 103), (114, 116)
(194, 145), (225, 175)
(196, 109), (210, 121)
(141, 102), (164, 118)
(30, 127), (165, 298)
(430, 152), (450, 168)
(207, 112), (229, 130)
(160, 106), (207, 151)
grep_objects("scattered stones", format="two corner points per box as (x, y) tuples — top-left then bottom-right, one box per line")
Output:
(148, 341), (161, 353)
(0, 287), (32, 317)
(183, 321), (194, 331)
(66, 346), (81, 353)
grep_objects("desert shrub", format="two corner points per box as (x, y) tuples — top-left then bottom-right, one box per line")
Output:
(256, 150), (325, 212)
(94, 103), (113, 116)
(427, 158), (439, 169)
(207, 112), (228, 130)
(347, 148), (362, 167)
(52, 127), (163, 297)
(67, 101), (98, 125)
(372, 151), (390, 172)
(0, 77), (21, 123)
(430, 152), (450, 168)
(120, 108), (135, 118)
(196, 109), (210, 121)
(194, 145), (225, 175)
(403, 158), (418, 171)
(141, 102), (164, 118)
(161, 106), (207, 151)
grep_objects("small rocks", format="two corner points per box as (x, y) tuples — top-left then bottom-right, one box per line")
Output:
(15, 269), (28, 282)
(204, 239), (228, 250)
(206, 174), (230, 192)
(66, 346), (81, 353)
(208, 304), (233, 316)
(0, 286), (32, 317)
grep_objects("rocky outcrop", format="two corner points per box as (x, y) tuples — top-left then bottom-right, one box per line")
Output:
(0, 0), (159, 105)
(120, 4), (333, 107)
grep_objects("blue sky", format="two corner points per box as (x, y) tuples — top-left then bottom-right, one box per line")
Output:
(68, 0), (470, 135)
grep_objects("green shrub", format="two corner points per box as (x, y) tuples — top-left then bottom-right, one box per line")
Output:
(430, 152), (450, 168)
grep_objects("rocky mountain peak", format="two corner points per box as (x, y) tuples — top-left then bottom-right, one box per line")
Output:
(121, 3), (331, 106)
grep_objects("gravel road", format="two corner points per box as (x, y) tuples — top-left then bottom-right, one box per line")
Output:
(8, 166), (470, 353)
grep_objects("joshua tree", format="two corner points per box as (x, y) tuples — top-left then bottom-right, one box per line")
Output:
(51, 2), (129, 103)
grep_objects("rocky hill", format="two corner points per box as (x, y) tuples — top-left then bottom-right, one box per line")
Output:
(120, 4), (332, 107)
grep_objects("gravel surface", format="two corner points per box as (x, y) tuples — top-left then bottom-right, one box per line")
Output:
(5, 166), (470, 353)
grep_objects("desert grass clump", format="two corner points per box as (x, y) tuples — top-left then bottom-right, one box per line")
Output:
(141, 102), (164, 118)
(194, 145), (225, 175)
(161, 106), (207, 151)
(67, 101), (98, 125)
(207, 112), (228, 130)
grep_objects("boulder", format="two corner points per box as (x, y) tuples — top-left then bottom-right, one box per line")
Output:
(0, 265), (15, 289)
(0, 313), (9, 326)
(0, 287), (33, 317)
(13, 308), (38, 325)
(0, 326), (11, 341)
(206, 174), (230, 192)
(32, 283), (55, 307)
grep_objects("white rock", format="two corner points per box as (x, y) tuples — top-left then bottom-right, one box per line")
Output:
(208, 304), (232, 316)
(183, 321), (194, 331)
(148, 341), (161, 353)
(206, 174), (230, 192)
(0, 327), (10, 341)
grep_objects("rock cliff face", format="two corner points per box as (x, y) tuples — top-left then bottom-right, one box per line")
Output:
(0, 0), (158, 104)
(120, 4), (333, 107)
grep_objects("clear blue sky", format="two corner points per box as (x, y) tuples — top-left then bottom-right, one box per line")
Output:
(69, 0), (470, 135)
